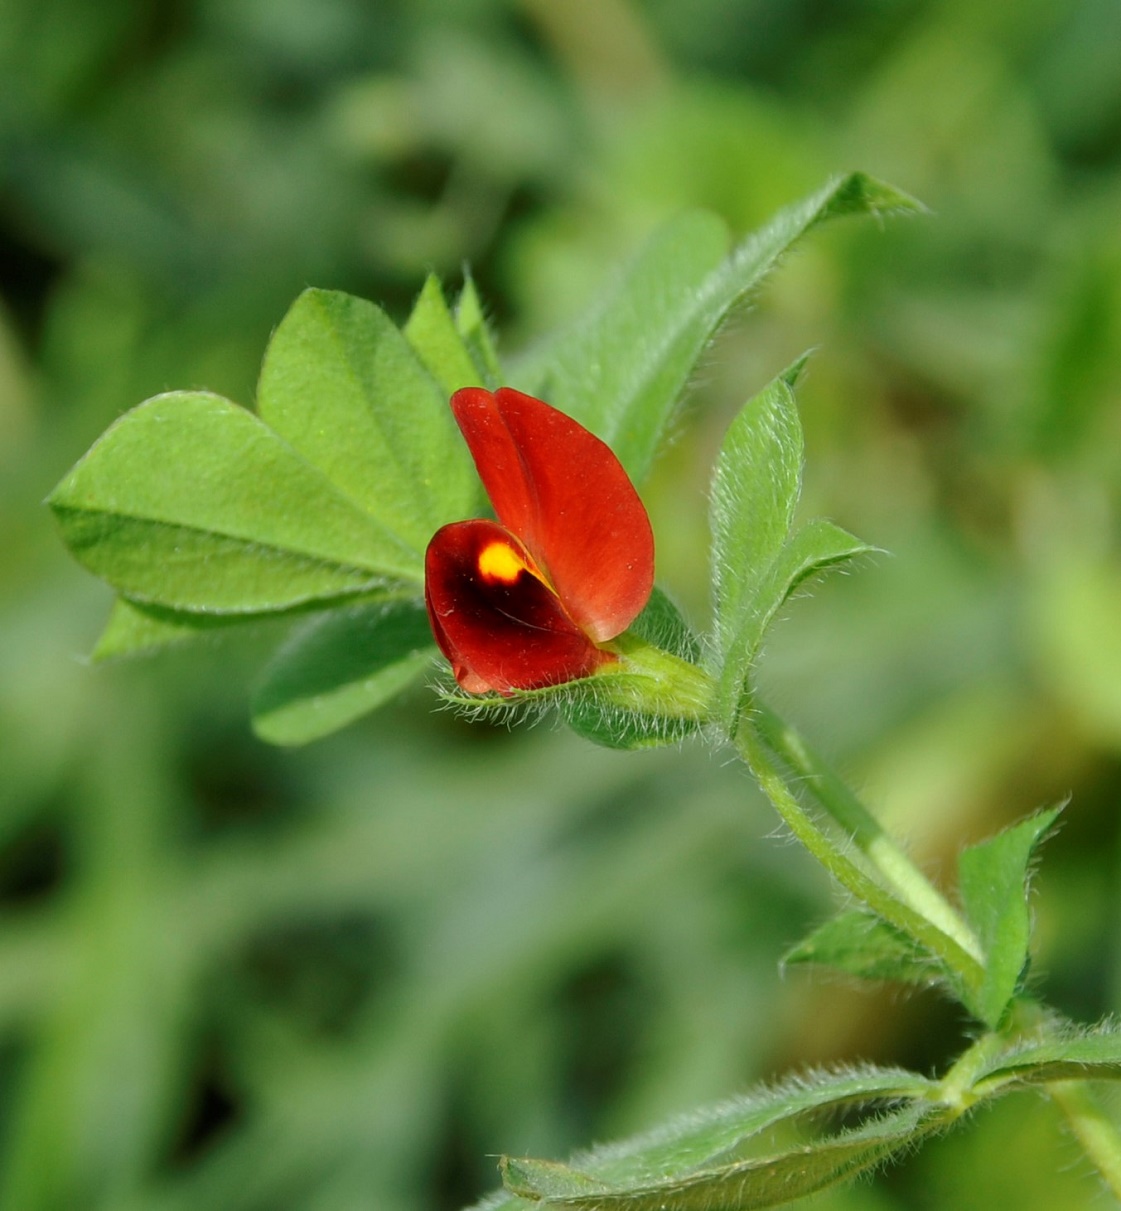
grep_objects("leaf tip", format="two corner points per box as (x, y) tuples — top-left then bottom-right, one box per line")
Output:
(780, 349), (816, 390)
(840, 171), (930, 218)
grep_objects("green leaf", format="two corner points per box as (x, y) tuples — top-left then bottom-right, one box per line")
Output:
(526, 1065), (930, 1178)
(975, 1022), (1121, 1091)
(501, 1106), (940, 1210)
(475, 1066), (938, 1211)
(764, 519), (877, 608)
(718, 173), (923, 292)
(725, 518), (876, 704)
(709, 372), (802, 729)
(495, 1064), (944, 1211)
(518, 173), (922, 483)
(94, 595), (433, 747)
(710, 374), (803, 651)
(92, 596), (265, 660)
(456, 274), (502, 385)
(958, 806), (1063, 1028)
(49, 392), (417, 612)
(514, 210), (730, 482)
(257, 287), (478, 555)
(778, 351), (813, 390)
(251, 599), (434, 745)
(784, 910), (940, 986)
(404, 274), (487, 396)
(708, 369), (877, 735)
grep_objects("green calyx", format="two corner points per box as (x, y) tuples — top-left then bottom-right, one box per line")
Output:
(559, 632), (714, 750)
(600, 631), (715, 721)
(437, 628), (714, 751)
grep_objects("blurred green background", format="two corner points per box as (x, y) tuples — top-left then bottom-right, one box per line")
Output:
(3, 1), (1121, 1208)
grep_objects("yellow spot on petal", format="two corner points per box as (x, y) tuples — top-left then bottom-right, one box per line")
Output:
(478, 540), (527, 584)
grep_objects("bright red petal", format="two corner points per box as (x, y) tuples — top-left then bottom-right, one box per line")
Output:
(450, 388), (654, 643)
(425, 519), (612, 694)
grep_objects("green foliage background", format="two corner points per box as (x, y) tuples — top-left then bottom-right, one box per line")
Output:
(3, 1), (1121, 1207)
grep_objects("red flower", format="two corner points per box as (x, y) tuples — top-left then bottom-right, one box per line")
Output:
(425, 388), (655, 694)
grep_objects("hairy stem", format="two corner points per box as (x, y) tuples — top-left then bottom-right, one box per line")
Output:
(751, 703), (984, 965)
(735, 716), (985, 1002)
(735, 704), (1121, 1196)
(1048, 1081), (1121, 1200)
(936, 1032), (1006, 1111)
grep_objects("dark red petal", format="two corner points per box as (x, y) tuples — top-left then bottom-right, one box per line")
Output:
(450, 387), (654, 643)
(424, 519), (613, 694)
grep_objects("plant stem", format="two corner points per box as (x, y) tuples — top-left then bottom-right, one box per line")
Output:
(751, 703), (984, 965)
(935, 1031), (1005, 1111)
(1048, 1081), (1121, 1201)
(735, 717), (985, 1002)
(740, 705), (1121, 1198)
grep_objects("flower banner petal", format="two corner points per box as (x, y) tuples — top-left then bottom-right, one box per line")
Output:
(450, 388), (654, 642)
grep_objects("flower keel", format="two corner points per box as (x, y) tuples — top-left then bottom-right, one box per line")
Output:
(425, 519), (611, 694)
